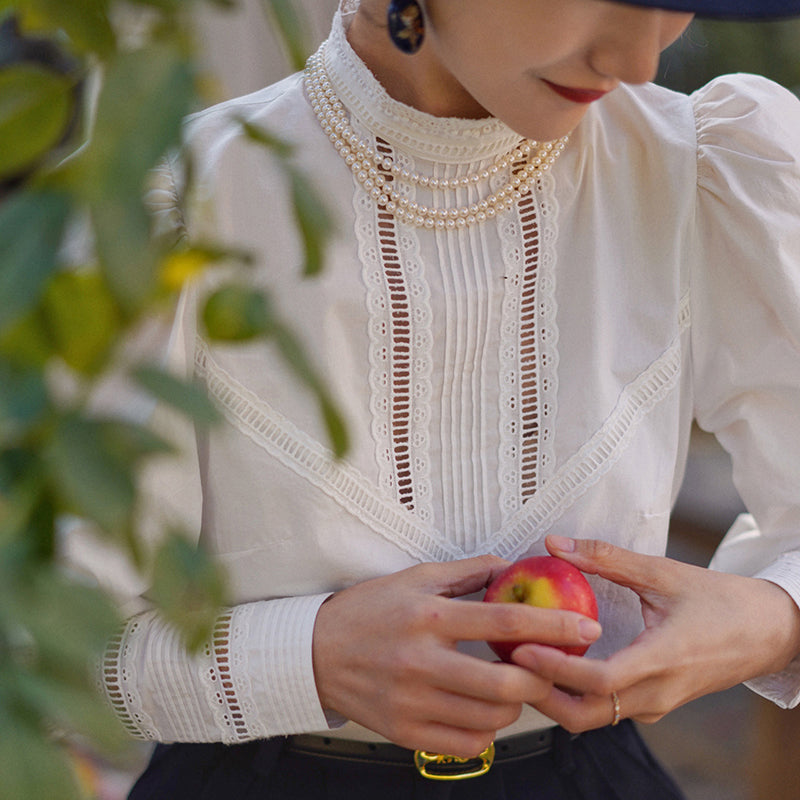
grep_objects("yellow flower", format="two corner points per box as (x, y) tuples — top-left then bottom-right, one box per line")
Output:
(160, 249), (211, 291)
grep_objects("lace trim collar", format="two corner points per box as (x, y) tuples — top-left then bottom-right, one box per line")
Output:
(322, 9), (523, 165)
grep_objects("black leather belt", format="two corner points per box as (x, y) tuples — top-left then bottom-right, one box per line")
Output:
(285, 728), (568, 781)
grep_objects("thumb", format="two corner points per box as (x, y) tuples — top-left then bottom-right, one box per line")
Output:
(545, 535), (673, 596)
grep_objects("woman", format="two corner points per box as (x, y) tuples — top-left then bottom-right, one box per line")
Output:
(96, 0), (800, 797)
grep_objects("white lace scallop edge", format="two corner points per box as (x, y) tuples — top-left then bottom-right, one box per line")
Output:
(100, 617), (158, 741)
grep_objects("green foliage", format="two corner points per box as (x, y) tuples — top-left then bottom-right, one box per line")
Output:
(0, 64), (74, 177)
(0, 189), (70, 333)
(150, 531), (228, 652)
(133, 365), (221, 426)
(0, 1), (340, 796)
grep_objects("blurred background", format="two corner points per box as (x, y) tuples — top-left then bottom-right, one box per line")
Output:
(5, 1), (798, 797)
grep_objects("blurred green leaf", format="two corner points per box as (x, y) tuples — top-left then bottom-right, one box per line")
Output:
(240, 118), (294, 159)
(46, 416), (135, 532)
(90, 44), (194, 191)
(0, 445), (55, 562)
(288, 165), (333, 277)
(240, 121), (332, 278)
(88, 45), (193, 192)
(46, 415), (169, 533)
(133, 364), (220, 426)
(0, 309), (52, 369)
(82, 44), (195, 310)
(0, 7), (352, 796)
(42, 271), (120, 374)
(0, 448), (47, 551)
(0, 364), (48, 443)
(13, 662), (128, 752)
(319, 393), (349, 462)
(90, 194), (158, 314)
(0, 565), (121, 670)
(0, 189), (69, 335)
(270, 321), (349, 458)
(202, 284), (273, 341)
(0, 714), (82, 800)
(13, 0), (115, 58)
(150, 531), (227, 652)
(0, 64), (74, 180)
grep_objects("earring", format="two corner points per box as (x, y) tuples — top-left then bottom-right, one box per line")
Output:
(387, 0), (425, 55)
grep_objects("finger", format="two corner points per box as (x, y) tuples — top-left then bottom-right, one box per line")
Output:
(511, 643), (619, 696)
(532, 684), (626, 733)
(545, 535), (681, 595)
(407, 685), (524, 733)
(424, 596), (602, 650)
(399, 722), (497, 760)
(404, 555), (512, 597)
(511, 630), (671, 697)
(427, 649), (553, 705)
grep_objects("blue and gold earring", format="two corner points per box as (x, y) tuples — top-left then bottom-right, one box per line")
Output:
(387, 0), (425, 54)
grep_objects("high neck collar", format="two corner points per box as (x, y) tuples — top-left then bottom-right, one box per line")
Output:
(319, 9), (524, 165)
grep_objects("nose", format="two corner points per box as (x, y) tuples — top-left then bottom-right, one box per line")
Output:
(589, 10), (689, 85)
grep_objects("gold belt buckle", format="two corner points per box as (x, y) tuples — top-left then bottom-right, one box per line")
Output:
(413, 743), (495, 781)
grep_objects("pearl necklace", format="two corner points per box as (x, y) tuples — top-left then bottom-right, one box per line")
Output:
(305, 49), (569, 229)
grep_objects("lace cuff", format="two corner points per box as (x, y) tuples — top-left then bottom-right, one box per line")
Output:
(102, 593), (333, 743)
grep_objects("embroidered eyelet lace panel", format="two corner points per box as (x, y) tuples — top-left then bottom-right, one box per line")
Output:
(352, 130), (560, 549)
(498, 168), (560, 519)
(328, 8), (562, 550)
(361, 134), (434, 521)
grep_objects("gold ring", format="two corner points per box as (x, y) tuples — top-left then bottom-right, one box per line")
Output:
(611, 691), (621, 726)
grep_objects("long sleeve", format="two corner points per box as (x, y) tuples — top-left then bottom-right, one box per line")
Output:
(103, 594), (332, 743)
(63, 154), (336, 743)
(691, 74), (800, 707)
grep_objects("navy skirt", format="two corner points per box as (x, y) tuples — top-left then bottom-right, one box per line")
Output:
(128, 720), (686, 800)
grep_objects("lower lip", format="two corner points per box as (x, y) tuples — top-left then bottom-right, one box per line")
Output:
(543, 80), (608, 104)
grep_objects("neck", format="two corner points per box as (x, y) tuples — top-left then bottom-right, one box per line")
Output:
(346, 3), (489, 120)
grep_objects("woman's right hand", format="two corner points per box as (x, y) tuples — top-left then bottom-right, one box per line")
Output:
(311, 555), (602, 758)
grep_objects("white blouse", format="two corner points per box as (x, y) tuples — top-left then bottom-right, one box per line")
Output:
(72, 9), (800, 744)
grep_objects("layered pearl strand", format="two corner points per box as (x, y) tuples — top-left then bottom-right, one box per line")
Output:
(305, 49), (569, 229)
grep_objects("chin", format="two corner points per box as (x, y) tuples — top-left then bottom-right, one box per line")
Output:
(503, 107), (588, 143)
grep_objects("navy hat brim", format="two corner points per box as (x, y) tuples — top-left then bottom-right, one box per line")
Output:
(616, 0), (800, 18)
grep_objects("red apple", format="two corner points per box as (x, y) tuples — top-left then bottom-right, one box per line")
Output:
(483, 555), (598, 661)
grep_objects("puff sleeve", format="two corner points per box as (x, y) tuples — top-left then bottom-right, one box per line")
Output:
(691, 74), (800, 707)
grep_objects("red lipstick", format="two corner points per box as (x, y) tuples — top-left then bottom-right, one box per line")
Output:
(543, 80), (609, 104)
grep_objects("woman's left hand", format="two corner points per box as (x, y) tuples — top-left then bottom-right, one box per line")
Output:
(510, 535), (800, 732)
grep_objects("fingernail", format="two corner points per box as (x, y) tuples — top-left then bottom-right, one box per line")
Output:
(548, 535), (575, 553)
(579, 618), (602, 642)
